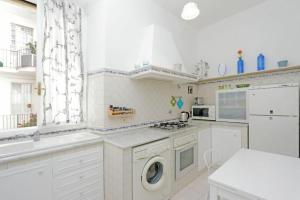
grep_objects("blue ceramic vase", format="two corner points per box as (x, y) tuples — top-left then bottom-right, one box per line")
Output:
(237, 57), (244, 74)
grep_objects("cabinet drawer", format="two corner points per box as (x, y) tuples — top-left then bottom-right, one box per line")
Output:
(55, 179), (103, 200)
(53, 146), (103, 176)
(54, 164), (102, 192)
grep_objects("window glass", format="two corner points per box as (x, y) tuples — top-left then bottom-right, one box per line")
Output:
(0, 1), (37, 131)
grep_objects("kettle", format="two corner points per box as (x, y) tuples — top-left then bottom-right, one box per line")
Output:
(180, 111), (190, 122)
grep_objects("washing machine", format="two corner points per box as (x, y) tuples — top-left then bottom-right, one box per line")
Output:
(133, 138), (171, 200)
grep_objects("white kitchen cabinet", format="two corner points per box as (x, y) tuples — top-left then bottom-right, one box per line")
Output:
(216, 89), (248, 123)
(0, 160), (52, 200)
(0, 142), (103, 200)
(211, 125), (248, 166)
(198, 128), (211, 172)
(53, 144), (104, 200)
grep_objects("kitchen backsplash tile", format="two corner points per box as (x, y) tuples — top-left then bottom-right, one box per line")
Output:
(88, 72), (197, 130)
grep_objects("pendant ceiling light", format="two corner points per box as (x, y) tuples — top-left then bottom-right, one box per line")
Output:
(181, 2), (200, 20)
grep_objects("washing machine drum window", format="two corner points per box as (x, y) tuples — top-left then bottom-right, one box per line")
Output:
(142, 156), (166, 191)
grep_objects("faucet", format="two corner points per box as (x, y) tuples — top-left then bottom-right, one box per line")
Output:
(32, 130), (40, 142)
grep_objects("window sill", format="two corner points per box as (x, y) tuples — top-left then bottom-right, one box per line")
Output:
(0, 126), (37, 140)
(0, 123), (86, 140)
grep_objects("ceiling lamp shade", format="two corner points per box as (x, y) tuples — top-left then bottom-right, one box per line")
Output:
(181, 2), (200, 20)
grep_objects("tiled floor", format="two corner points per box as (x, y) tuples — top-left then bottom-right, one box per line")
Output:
(171, 171), (213, 200)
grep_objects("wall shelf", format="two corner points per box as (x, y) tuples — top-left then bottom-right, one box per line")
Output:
(197, 65), (300, 84)
(108, 109), (135, 117)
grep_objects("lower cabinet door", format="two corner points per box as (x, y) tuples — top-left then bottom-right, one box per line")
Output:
(198, 128), (211, 171)
(212, 127), (242, 166)
(0, 161), (52, 200)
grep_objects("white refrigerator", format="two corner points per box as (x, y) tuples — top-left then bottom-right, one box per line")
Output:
(249, 83), (299, 157)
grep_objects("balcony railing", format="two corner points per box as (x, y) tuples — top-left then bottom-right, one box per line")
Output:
(0, 49), (35, 69)
(0, 113), (37, 130)
(0, 49), (18, 69)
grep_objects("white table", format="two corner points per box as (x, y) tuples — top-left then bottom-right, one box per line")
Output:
(208, 149), (300, 200)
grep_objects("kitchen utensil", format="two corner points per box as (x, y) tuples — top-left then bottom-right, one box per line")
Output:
(179, 111), (190, 122)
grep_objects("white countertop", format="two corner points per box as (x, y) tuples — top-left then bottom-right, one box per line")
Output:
(0, 131), (103, 163)
(0, 119), (245, 161)
(104, 125), (200, 149)
(209, 149), (300, 200)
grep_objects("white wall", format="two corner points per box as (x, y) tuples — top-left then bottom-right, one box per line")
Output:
(196, 0), (300, 78)
(86, 0), (198, 73)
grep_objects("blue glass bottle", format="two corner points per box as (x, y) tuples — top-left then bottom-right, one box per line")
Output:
(257, 54), (265, 71)
(237, 57), (244, 74)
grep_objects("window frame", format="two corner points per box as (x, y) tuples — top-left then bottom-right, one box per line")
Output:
(0, 1), (87, 139)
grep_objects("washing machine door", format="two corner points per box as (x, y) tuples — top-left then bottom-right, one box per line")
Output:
(141, 156), (166, 191)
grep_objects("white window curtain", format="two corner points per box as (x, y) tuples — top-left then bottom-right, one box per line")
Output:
(42, 0), (84, 125)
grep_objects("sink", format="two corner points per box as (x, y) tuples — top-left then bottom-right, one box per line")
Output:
(0, 132), (100, 156)
(0, 140), (34, 155)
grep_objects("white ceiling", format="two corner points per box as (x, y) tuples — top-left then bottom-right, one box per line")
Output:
(153, 0), (266, 29)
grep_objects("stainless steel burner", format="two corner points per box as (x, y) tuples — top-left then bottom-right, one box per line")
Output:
(150, 121), (190, 130)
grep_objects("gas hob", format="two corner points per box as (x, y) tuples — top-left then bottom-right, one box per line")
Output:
(149, 121), (191, 131)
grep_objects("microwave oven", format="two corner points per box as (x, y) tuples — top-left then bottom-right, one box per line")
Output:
(191, 105), (216, 121)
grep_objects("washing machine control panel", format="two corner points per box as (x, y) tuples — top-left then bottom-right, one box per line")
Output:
(174, 133), (197, 148)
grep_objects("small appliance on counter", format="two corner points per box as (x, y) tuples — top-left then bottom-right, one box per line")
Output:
(194, 97), (204, 105)
(191, 105), (216, 121)
(179, 111), (190, 122)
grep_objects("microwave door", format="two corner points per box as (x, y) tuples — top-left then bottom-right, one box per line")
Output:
(193, 108), (209, 117)
(201, 108), (209, 117)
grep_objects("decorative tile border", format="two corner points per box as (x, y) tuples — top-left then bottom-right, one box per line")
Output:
(88, 68), (130, 77)
(89, 118), (178, 133)
(0, 118), (180, 141)
(0, 128), (86, 143)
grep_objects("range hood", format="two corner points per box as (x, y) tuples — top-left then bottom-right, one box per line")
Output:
(136, 24), (186, 72)
(134, 25), (198, 82)
(130, 65), (198, 83)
